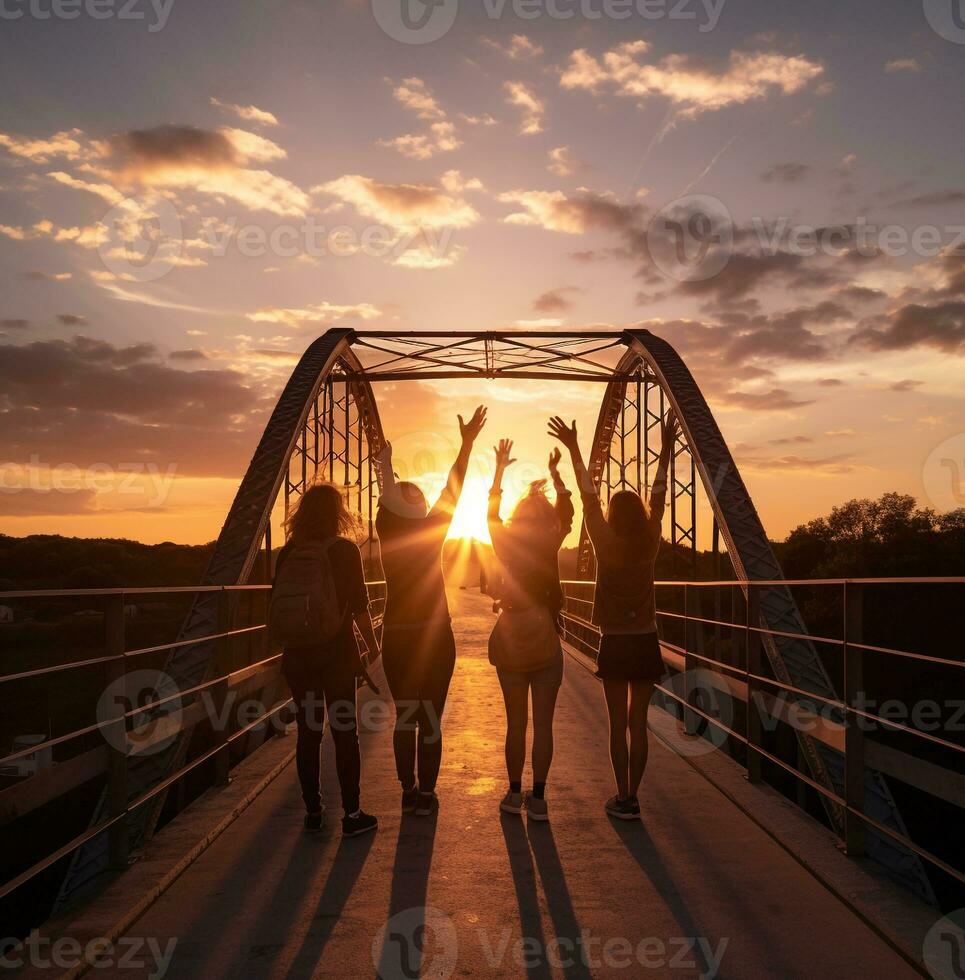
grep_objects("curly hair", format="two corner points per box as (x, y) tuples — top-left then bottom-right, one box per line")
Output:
(284, 482), (360, 544)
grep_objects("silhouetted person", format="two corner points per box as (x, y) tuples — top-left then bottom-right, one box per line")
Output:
(273, 483), (380, 837)
(549, 412), (678, 820)
(488, 440), (573, 821)
(375, 406), (488, 816)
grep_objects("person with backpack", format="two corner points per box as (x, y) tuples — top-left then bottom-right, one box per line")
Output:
(548, 411), (678, 821)
(375, 405), (488, 817)
(271, 483), (380, 837)
(487, 440), (573, 822)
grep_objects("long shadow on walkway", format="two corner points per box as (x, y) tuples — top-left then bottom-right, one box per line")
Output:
(606, 818), (720, 978)
(287, 829), (377, 977)
(501, 815), (593, 980)
(373, 811), (440, 979)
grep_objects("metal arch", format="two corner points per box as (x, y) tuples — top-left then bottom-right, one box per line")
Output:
(578, 328), (933, 902)
(57, 329), (386, 908)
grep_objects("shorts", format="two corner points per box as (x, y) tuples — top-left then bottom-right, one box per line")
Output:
(596, 632), (664, 683)
(497, 645), (564, 692)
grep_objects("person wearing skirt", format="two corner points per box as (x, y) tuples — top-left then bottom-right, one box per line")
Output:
(549, 411), (679, 820)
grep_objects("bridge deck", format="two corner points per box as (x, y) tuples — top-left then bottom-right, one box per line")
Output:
(93, 590), (917, 979)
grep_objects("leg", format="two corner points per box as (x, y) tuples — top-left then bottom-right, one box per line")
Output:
(603, 679), (631, 799)
(414, 634), (456, 794)
(499, 675), (530, 785)
(530, 678), (560, 786)
(382, 634), (418, 790)
(628, 681), (655, 797)
(293, 686), (326, 813)
(324, 673), (361, 815)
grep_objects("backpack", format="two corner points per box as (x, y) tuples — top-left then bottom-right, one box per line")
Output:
(270, 539), (344, 647)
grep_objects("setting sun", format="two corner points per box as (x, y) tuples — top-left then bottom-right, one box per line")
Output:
(446, 475), (495, 543)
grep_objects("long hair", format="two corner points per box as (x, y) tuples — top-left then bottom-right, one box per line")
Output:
(285, 482), (359, 545)
(606, 490), (650, 548)
(509, 480), (559, 534)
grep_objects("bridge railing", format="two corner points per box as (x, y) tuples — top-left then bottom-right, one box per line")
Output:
(562, 577), (965, 897)
(0, 579), (391, 912)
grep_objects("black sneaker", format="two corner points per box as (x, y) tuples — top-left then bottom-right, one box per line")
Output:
(401, 786), (419, 814)
(627, 795), (641, 818)
(605, 795), (638, 821)
(415, 791), (438, 817)
(304, 808), (325, 833)
(342, 810), (379, 838)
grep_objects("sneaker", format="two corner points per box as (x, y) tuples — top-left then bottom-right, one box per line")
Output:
(342, 810), (378, 838)
(401, 786), (419, 814)
(499, 790), (523, 815)
(415, 791), (438, 816)
(627, 795), (641, 818)
(524, 792), (549, 822)
(605, 795), (638, 821)
(303, 808), (325, 833)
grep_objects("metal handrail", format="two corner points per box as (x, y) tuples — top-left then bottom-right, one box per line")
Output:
(560, 577), (965, 890)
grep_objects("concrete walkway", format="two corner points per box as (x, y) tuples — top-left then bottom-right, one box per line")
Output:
(95, 589), (919, 979)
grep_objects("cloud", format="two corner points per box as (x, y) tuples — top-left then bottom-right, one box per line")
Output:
(0, 336), (265, 477)
(547, 146), (587, 178)
(761, 162), (812, 183)
(884, 58), (921, 74)
(560, 43), (824, 119)
(888, 379), (924, 392)
(498, 188), (645, 235)
(0, 128), (95, 163)
(853, 301), (965, 354)
(1, 319), (30, 330)
(56, 313), (88, 326)
(459, 112), (498, 127)
(504, 82), (545, 135)
(719, 388), (815, 411)
(533, 287), (579, 313)
(483, 34), (544, 59)
(246, 301), (382, 329)
(315, 173), (482, 233)
(24, 270), (72, 281)
(210, 97), (279, 126)
(890, 190), (965, 208)
(381, 78), (463, 159)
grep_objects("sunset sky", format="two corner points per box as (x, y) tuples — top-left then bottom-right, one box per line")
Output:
(1, 0), (964, 546)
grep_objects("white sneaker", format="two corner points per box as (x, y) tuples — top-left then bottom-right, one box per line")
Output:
(524, 792), (549, 822)
(499, 790), (523, 814)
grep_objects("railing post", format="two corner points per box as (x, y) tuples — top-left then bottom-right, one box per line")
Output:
(104, 593), (129, 868)
(683, 584), (699, 736)
(213, 590), (232, 787)
(843, 581), (866, 856)
(745, 586), (763, 784)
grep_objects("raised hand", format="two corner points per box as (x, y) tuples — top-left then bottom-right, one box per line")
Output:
(548, 447), (562, 474)
(661, 411), (680, 448)
(494, 438), (517, 470)
(547, 416), (579, 451)
(459, 405), (488, 444)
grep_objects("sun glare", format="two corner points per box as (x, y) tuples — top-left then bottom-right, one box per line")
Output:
(446, 475), (495, 543)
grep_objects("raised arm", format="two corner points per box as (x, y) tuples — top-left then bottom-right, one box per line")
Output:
(375, 440), (396, 497)
(547, 416), (618, 555)
(649, 412), (679, 527)
(549, 448), (574, 544)
(429, 405), (487, 520)
(488, 438), (516, 539)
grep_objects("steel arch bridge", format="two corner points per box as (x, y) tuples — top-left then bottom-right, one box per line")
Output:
(60, 328), (934, 906)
